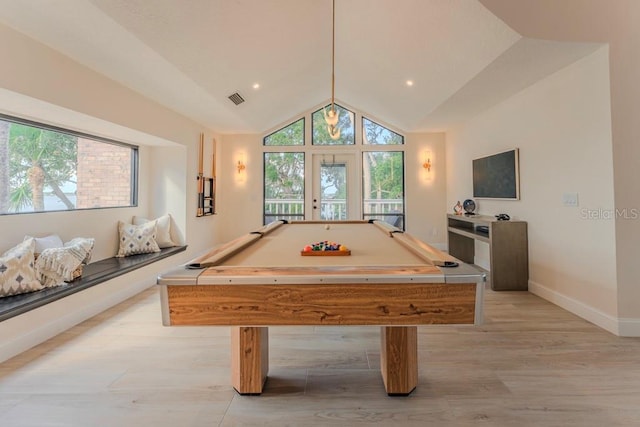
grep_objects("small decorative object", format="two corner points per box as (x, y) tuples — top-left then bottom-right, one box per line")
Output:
(301, 240), (350, 256)
(453, 201), (463, 215)
(463, 199), (476, 215)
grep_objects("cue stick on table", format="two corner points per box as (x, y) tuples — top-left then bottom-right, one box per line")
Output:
(372, 220), (455, 266)
(185, 220), (286, 269)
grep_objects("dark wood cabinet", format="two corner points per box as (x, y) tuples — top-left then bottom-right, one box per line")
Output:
(447, 214), (528, 291)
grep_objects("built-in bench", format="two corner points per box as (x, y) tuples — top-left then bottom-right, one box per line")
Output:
(0, 245), (187, 322)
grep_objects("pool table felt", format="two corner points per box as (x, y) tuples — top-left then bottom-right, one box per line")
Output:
(192, 221), (451, 284)
(219, 222), (427, 267)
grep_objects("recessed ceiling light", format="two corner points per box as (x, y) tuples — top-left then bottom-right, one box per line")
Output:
(252, 83), (260, 90)
(406, 80), (414, 87)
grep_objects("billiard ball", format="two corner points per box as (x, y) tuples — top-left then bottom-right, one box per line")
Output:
(324, 224), (330, 230)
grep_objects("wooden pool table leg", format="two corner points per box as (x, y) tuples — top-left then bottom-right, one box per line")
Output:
(380, 326), (418, 395)
(231, 326), (269, 394)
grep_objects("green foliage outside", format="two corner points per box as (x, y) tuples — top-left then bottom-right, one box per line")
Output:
(363, 118), (404, 145)
(0, 119), (77, 213)
(264, 152), (304, 200)
(363, 151), (404, 202)
(264, 119), (304, 146)
(320, 164), (346, 200)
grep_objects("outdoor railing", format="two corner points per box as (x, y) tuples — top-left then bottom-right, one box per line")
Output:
(264, 199), (403, 219)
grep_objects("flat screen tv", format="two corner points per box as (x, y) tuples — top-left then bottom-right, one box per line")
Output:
(472, 149), (520, 200)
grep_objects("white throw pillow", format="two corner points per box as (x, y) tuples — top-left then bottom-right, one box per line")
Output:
(0, 238), (43, 297)
(24, 234), (64, 254)
(133, 214), (176, 248)
(116, 221), (160, 257)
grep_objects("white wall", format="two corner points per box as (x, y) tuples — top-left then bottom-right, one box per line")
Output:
(447, 47), (620, 331)
(0, 23), (225, 361)
(218, 133), (263, 241)
(405, 132), (447, 247)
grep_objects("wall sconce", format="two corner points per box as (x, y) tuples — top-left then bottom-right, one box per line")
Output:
(422, 151), (432, 172)
(236, 152), (246, 174)
(422, 150), (433, 182)
(237, 159), (246, 174)
(236, 152), (247, 184)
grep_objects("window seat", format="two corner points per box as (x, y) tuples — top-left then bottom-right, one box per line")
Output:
(0, 245), (186, 322)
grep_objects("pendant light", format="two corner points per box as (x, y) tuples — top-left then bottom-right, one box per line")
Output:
(323, 0), (341, 140)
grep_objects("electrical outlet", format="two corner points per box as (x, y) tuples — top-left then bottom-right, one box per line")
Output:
(562, 192), (579, 207)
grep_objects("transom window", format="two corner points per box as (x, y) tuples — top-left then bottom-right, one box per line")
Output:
(363, 117), (404, 145)
(312, 104), (355, 145)
(263, 118), (304, 146)
(0, 114), (138, 215)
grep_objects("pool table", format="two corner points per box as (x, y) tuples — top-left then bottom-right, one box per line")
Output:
(158, 220), (484, 395)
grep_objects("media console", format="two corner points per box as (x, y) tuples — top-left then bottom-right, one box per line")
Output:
(447, 214), (528, 291)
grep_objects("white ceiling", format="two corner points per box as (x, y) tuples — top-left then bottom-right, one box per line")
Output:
(0, 0), (602, 134)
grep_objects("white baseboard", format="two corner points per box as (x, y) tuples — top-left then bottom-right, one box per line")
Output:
(617, 318), (640, 337)
(528, 280), (640, 337)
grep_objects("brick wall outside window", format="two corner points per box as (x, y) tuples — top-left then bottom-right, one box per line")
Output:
(76, 138), (132, 208)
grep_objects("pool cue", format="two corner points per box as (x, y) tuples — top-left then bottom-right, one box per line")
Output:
(197, 133), (204, 216)
(211, 138), (216, 214)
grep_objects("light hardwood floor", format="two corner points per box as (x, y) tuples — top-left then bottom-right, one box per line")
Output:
(1, 286), (639, 426)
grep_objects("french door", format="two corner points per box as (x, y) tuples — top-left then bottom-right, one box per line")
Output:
(311, 153), (359, 221)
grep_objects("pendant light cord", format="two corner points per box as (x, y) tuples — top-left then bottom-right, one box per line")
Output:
(331, 0), (336, 112)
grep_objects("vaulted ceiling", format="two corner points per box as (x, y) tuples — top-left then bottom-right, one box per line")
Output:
(0, 0), (601, 134)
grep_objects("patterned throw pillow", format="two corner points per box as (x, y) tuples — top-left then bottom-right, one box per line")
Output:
(116, 221), (161, 257)
(36, 237), (95, 287)
(0, 238), (43, 298)
(132, 214), (176, 248)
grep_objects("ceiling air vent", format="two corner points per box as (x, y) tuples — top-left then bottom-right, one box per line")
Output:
(228, 92), (245, 105)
